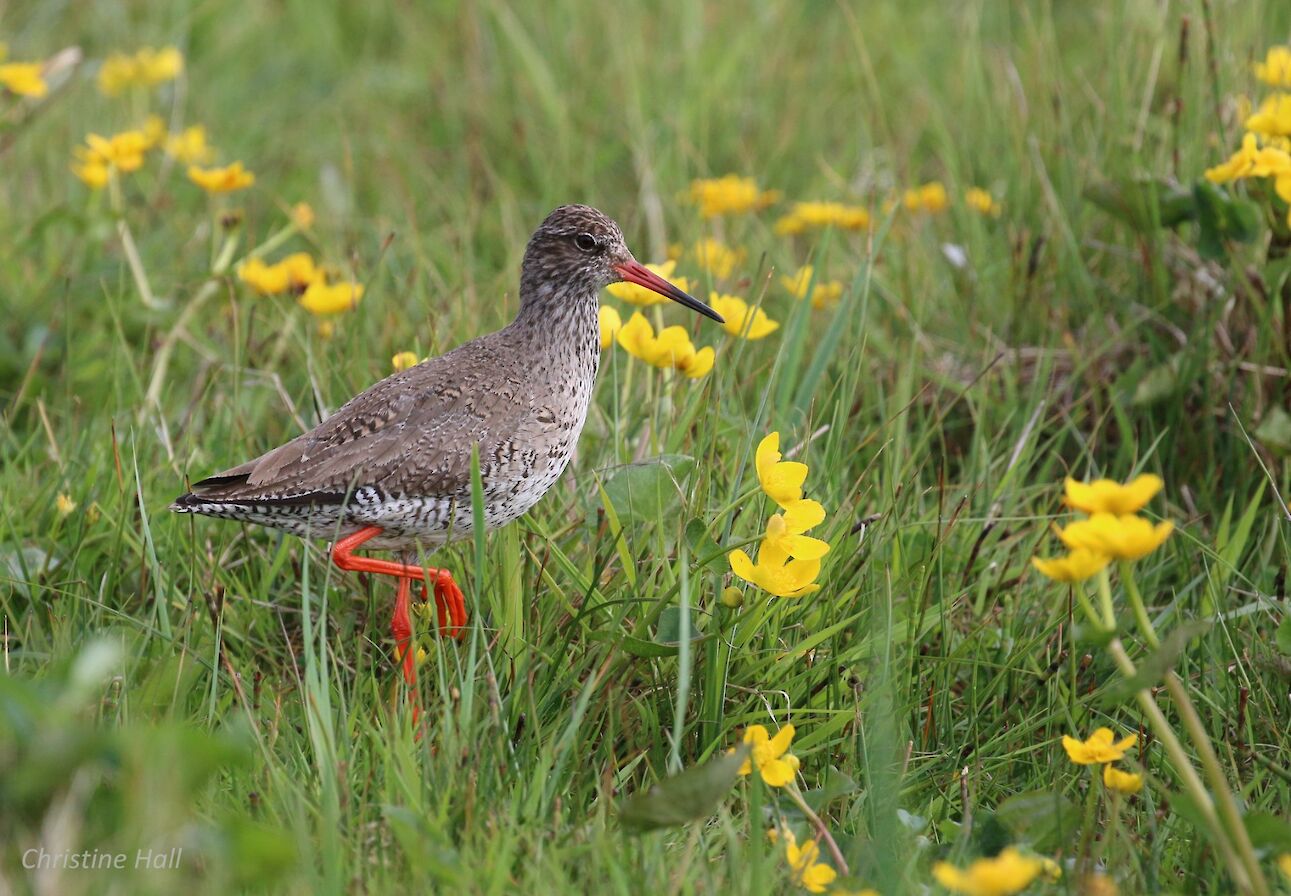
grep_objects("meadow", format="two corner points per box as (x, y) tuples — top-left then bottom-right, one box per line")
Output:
(2, 1), (1291, 893)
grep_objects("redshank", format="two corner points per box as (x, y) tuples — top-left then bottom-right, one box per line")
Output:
(172, 204), (722, 694)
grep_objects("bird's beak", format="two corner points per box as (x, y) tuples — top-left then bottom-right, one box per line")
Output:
(613, 260), (725, 324)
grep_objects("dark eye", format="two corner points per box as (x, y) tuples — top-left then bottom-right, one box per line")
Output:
(573, 232), (600, 253)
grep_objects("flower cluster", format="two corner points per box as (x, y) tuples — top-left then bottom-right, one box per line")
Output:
(188, 161), (255, 193)
(965, 186), (1002, 217)
(0, 43), (48, 97)
(1064, 728), (1143, 796)
(775, 200), (871, 235)
(779, 827), (837, 893)
(613, 312), (714, 378)
(685, 174), (780, 217)
(236, 251), (364, 316)
(728, 432), (829, 598)
(896, 181), (949, 214)
(689, 237), (744, 279)
(780, 265), (845, 308)
(1032, 474), (1172, 582)
(97, 46), (183, 95)
(71, 130), (150, 187)
(1206, 44), (1291, 224)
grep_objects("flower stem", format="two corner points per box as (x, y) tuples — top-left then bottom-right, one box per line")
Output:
(1106, 639), (1257, 893)
(108, 172), (163, 310)
(1119, 562), (1160, 649)
(1163, 670), (1267, 896)
(785, 783), (849, 877)
(1095, 567), (1117, 630)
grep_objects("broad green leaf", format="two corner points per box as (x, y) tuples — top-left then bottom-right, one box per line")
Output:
(995, 790), (1082, 852)
(1243, 810), (1291, 852)
(1254, 407), (1291, 456)
(618, 747), (748, 833)
(602, 454), (695, 523)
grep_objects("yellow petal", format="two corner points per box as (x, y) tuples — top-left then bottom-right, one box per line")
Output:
(1031, 549), (1110, 583)
(766, 723), (795, 758)
(1063, 474), (1164, 514)
(1103, 764), (1143, 795)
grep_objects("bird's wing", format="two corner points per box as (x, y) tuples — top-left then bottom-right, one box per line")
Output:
(185, 340), (534, 505)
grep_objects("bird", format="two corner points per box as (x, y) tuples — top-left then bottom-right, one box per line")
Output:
(171, 204), (723, 697)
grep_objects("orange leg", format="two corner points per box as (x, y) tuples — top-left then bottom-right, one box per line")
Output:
(331, 526), (468, 686)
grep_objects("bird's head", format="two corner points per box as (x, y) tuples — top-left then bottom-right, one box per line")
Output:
(521, 204), (724, 323)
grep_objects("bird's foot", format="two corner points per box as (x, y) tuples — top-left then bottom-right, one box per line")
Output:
(418, 570), (467, 640)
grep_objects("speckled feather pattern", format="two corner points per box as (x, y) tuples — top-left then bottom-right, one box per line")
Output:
(171, 205), (622, 551)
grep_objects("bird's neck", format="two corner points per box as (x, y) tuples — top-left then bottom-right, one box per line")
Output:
(509, 277), (602, 376)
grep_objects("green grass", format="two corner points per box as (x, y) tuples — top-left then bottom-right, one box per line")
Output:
(3, 1), (1291, 893)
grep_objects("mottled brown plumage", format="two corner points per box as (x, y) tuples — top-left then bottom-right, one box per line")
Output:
(172, 205), (722, 550)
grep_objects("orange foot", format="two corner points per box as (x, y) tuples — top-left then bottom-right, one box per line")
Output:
(330, 525), (468, 694)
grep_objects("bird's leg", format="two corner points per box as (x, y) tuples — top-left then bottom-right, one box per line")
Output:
(391, 574), (416, 686)
(330, 525), (468, 640)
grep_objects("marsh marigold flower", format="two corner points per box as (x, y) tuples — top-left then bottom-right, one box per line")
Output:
(237, 253), (320, 296)
(598, 305), (622, 350)
(55, 493), (77, 516)
(686, 174), (780, 217)
(732, 724), (799, 787)
(755, 432), (809, 507)
(774, 200), (871, 235)
(98, 46), (183, 95)
(709, 294), (779, 339)
(760, 503), (830, 561)
(606, 260), (687, 306)
(931, 847), (1045, 896)
(690, 238), (744, 279)
(188, 161), (255, 193)
(1064, 474), (1163, 514)
(615, 312), (714, 378)
(300, 280), (364, 315)
(391, 351), (420, 372)
(1102, 764), (1143, 795)
(1255, 46), (1291, 88)
(781, 828), (837, 894)
(900, 181), (949, 214)
(72, 131), (150, 188)
(780, 265), (845, 308)
(164, 125), (213, 164)
(0, 61), (47, 97)
(965, 187), (1001, 217)
(728, 546), (822, 598)
(1057, 513), (1173, 561)
(1062, 727), (1136, 765)
(1246, 94), (1291, 138)
(1031, 549), (1109, 583)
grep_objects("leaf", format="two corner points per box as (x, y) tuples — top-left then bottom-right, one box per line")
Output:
(1276, 617), (1291, 657)
(1193, 181), (1261, 260)
(1084, 178), (1196, 231)
(994, 790), (1082, 852)
(601, 454), (695, 523)
(1131, 353), (1183, 406)
(618, 747), (748, 833)
(586, 630), (678, 658)
(1101, 621), (1212, 706)
(656, 605), (702, 646)
(798, 768), (859, 812)
(1254, 407), (1291, 456)
(1243, 810), (1291, 853)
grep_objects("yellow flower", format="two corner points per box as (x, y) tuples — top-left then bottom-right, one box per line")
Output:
(1247, 94), (1291, 138)
(900, 181), (949, 214)
(931, 847), (1044, 896)
(1102, 764), (1143, 795)
(72, 131), (151, 187)
(1062, 728), (1137, 765)
(391, 351), (420, 372)
(774, 201), (871, 235)
(690, 238), (744, 279)
(1031, 549), (1109, 583)
(55, 493), (77, 516)
(1057, 514), (1173, 561)
(598, 305), (622, 351)
(756, 432), (808, 507)
(761, 503), (830, 561)
(98, 46), (183, 95)
(1255, 46), (1291, 88)
(1278, 853), (1291, 880)
(781, 828), (838, 894)
(0, 61), (47, 97)
(188, 161), (255, 193)
(780, 265), (845, 308)
(614, 312), (714, 378)
(965, 187), (1001, 217)
(605, 260), (687, 306)
(728, 546), (821, 598)
(299, 280), (364, 315)
(734, 724), (800, 787)
(685, 175), (780, 217)
(237, 253), (320, 296)
(1064, 474), (1163, 514)
(291, 202), (315, 230)
(709, 293), (779, 339)
(164, 125), (213, 164)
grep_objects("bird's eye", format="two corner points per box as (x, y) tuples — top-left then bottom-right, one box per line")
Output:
(573, 232), (600, 253)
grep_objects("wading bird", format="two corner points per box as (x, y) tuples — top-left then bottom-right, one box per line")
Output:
(172, 205), (722, 696)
